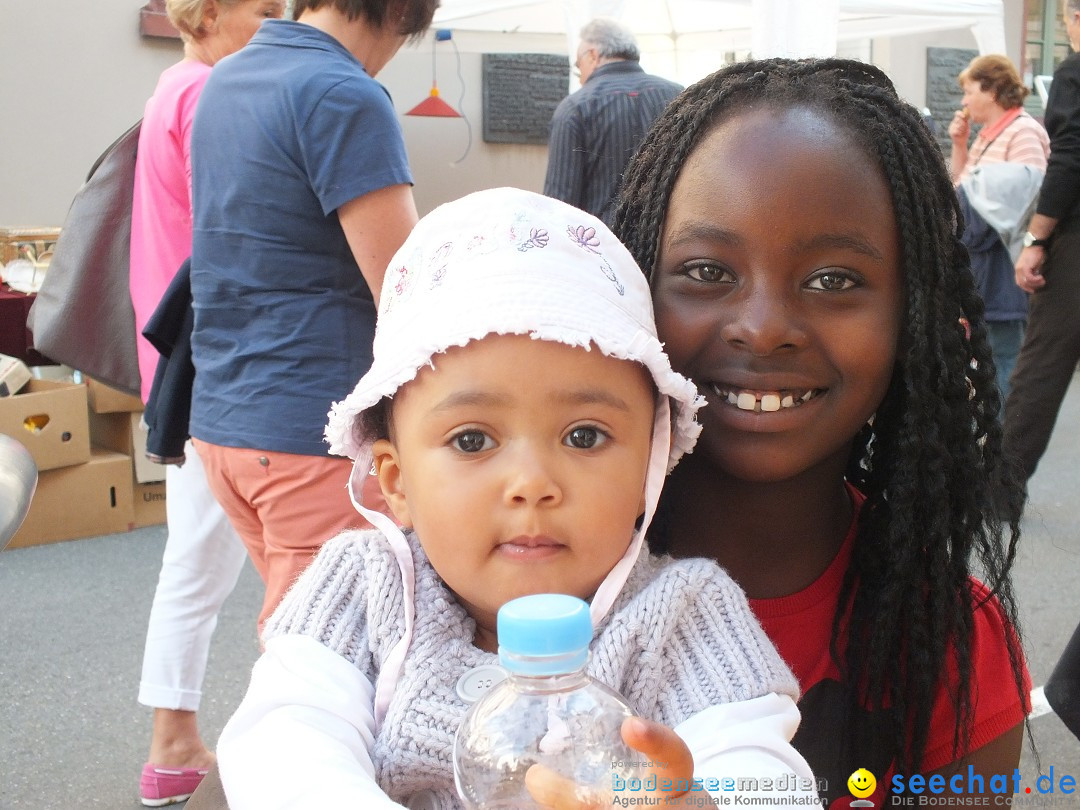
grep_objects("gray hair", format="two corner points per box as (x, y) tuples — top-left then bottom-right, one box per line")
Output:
(580, 17), (640, 61)
(1069, 0), (1080, 16)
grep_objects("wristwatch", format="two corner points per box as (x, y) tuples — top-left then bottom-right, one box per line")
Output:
(1023, 231), (1051, 248)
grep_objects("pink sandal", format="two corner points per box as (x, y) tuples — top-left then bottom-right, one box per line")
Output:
(140, 763), (210, 807)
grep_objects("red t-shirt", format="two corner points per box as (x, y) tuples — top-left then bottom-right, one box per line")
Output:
(749, 486), (1030, 806)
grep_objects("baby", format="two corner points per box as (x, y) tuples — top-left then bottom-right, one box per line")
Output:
(217, 187), (817, 809)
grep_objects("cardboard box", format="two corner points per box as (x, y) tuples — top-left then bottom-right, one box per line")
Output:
(7, 448), (135, 549)
(0, 378), (90, 471)
(88, 411), (166, 483)
(133, 480), (167, 528)
(0, 353), (31, 397)
(86, 377), (144, 414)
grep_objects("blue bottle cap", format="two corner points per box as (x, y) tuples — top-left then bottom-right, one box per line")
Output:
(497, 594), (592, 675)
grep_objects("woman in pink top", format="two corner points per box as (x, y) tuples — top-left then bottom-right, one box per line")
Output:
(948, 53), (1050, 183)
(129, 0), (284, 806)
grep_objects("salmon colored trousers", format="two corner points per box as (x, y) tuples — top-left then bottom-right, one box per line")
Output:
(193, 439), (388, 632)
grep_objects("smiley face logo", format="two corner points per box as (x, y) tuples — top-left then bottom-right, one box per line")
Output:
(848, 768), (877, 799)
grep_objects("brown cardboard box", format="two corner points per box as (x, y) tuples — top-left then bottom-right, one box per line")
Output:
(129, 417), (164, 484)
(133, 480), (167, 527)
(7, 448), (135, 548)
(0, 378), (90, 471)
(86, 377), (144, 414)
(88, 411), (165, 483)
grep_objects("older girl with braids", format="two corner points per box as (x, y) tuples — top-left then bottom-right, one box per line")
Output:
(613, 58), (1029, 803)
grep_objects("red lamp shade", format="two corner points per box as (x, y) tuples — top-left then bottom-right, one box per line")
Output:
(406, 87), (461, 118)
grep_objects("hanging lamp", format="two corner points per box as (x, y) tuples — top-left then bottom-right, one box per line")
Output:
(406, 29), (462, 117)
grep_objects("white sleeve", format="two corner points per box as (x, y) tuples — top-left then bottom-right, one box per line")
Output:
(675, 693), (820, 806)
(217, 634), (405, 810)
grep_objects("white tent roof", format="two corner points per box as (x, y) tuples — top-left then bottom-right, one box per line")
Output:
(433, 0), (1006, 62)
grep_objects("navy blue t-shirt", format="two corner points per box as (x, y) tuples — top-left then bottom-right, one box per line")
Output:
(189, 20), (412, 455)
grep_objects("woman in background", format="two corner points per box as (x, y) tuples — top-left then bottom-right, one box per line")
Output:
(949, 53), (1049, 184)
(185, 0), (433, 704)
(129, 0), (285, 805)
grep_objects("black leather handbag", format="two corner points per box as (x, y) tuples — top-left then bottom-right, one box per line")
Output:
(27, 120), (143, 397)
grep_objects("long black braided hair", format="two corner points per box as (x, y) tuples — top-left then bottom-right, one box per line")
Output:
(614, 57), (1026, 774)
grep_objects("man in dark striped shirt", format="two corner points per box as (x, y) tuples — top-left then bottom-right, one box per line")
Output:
(543, 18), (683, 226)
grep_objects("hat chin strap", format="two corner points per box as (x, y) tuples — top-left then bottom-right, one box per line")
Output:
(352, 398), (671, 729)
(588, 397), (670, 628)
(348, 453), (414, 730)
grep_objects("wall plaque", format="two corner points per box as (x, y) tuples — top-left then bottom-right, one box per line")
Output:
(926, 47), (978, 153)
(482, 54), (570, 145)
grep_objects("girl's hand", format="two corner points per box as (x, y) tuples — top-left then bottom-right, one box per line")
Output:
(523, 716), (701, 809)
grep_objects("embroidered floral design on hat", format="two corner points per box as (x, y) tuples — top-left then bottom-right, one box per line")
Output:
(567, 224), (601, 253)
(566, 224), (623, 295)
(391, 264), (410, 297)
(381, 263), (410, 316)
(518, 228), (549, 252)
(384, 245), (424, 316)
(506, 212), (532, 250)
(429, 242), (453, 289)
(599, 257), (625, 296)
(466, 234), (490, 254)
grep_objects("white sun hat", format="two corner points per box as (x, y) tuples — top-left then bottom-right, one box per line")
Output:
(325, 187), (703, 726)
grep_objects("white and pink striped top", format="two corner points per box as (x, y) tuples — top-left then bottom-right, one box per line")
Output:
(957, 108), (1050, 183)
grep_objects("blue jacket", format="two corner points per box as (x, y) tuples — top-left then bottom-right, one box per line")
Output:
(957, 189), (1028, 322)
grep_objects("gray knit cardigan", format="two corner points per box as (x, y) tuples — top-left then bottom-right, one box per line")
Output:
(265, 530), (799, 809)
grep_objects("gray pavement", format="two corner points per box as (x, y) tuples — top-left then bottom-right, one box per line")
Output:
(2, 374), (1080, 809)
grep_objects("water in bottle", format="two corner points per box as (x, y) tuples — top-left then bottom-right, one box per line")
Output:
(453, 593), (645, 808)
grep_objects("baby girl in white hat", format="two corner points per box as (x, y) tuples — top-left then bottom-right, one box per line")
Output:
(216, 188), (815, 809)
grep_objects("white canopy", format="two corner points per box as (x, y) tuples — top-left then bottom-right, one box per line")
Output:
(432, 0), (1005, 83)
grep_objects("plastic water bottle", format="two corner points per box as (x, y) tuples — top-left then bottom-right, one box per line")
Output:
(453, 594), (645, 808)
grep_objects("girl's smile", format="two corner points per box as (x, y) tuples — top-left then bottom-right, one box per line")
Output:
(707, 377), (827, 434)
(710, 384), (822, 414)
(706, 383), (828, 436)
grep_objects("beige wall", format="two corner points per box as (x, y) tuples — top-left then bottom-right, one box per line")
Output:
(0, 2), (1029, 228)
(0, 3), (181, 227)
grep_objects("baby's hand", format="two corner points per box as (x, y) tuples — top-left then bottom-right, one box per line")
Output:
(523, 716), (697, 809)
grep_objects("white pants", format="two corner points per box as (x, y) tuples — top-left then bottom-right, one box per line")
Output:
(138, 441), (249, 711)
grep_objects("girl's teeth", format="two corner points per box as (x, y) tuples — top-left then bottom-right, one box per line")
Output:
(715, 385), (817, 412)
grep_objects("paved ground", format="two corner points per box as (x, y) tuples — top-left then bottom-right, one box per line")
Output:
(2, 376), (1080, 809)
